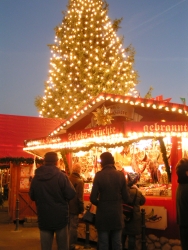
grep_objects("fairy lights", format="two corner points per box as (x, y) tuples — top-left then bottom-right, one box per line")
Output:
(35, 0), (139, 119)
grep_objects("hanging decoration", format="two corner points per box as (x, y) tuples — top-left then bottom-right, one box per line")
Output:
(92, 105), (114, 126)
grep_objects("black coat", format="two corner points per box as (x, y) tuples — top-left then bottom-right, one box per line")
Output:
(29, 165), (76, 230)
(176, 183), (188, 226)
(69, 172), (84, 215)
(90, 164), (130, 231)
(123, 187), (146, 235)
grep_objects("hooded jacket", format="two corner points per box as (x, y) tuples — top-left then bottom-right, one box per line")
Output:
(29, 165), (76, 230)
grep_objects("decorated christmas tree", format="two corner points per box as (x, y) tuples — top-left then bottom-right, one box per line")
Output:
(35, 0), (139, 119)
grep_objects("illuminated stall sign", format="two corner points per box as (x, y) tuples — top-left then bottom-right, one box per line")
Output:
(24, 136), (61, 147)
(25, 123), (124, 147)
(25, 121), (188, 148)
(67, 124), (122, 141)
(124, 121), (188, 134)
(65, 123), (124, 142)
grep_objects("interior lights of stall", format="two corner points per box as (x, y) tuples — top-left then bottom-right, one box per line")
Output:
(177, 133), (183, 137)
(127, 132), (132, 137)
(178, 109), (183, 113)
(138, 132), (144, 137)
(160, 132), (166, 137)
(164, 132), (171, 138)
(182, 132), (188, 137)
(148, 132), (154, 136)
(143, 132), (150, 137)
(154, 132), (161, 137)
(165, 107), (169, 111)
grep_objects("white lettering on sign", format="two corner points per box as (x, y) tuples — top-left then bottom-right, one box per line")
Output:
(143, 123), (188, 132)
(68, 125), (117, 141)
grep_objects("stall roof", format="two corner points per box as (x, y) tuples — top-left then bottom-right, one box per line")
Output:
(49, 93), (188, 136)
(0, 114), (63, 158)
(23, 93), (188, 157)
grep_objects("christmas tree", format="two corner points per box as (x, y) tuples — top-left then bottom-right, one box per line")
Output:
(35, 0), (139, 119)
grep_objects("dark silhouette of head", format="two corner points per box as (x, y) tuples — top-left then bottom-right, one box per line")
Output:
(176, 158), (188, 183)
(100, 152), (115, 167)
(44, 152), (58, 165)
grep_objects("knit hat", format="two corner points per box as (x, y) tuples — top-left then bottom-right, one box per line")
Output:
(127, 172), (140, 187)
(100, 152), (115, 166)
(44, 152), (58, 164)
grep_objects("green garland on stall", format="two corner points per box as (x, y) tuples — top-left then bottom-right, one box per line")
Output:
(0, 157), (34, 165)
(68, 137), (157, 153)
(157, 137), (171, 183)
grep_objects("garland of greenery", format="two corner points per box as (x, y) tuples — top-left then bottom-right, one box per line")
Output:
(157, 137), (171, 182)
(0, 157), (34, 165)
(0, 157), (45, 166)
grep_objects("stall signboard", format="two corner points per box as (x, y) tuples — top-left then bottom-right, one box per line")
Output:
(142, 205), (167, 230)
(124, 121), (188, 134)
(25, 122), (124, 147)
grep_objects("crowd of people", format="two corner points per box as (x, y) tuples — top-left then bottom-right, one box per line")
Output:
(28, 150), (187, 250)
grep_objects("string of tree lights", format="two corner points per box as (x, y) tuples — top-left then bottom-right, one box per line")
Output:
(35, 0), (139, 119)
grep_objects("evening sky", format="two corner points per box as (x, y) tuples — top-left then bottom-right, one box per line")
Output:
(0, 0), (187, 116)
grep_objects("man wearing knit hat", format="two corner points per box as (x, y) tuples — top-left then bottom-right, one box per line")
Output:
(29, 151), (76, 250)
(90, 152), (130, 250)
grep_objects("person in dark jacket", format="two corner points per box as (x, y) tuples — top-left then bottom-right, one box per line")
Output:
(122, 174), (146, 250)
(29, 152), (76, 250)
(176, 158), (188, 250)
(69, 163), (84, 250)
(90, 152), (130, 250)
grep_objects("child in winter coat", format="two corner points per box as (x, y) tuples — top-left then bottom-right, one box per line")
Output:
(122, 173), (146, 250)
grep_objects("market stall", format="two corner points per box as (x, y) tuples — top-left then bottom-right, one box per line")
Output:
(23, 93), (188, 238)
(0, 114), (63, 221)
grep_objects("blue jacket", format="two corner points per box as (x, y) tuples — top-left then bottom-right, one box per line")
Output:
(29, 165), (76, 230)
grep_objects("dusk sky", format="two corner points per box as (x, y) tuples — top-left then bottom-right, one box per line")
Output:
(1, 0), (188, 117)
